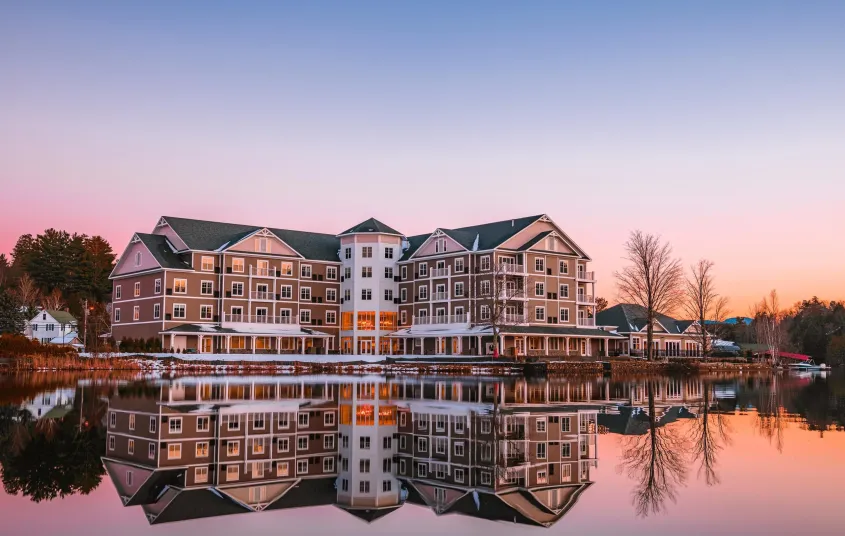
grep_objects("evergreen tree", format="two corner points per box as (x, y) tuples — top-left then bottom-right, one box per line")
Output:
(0, 289), (26, 334)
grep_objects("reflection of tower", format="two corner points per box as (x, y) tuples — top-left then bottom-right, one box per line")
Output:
(337, 220), (404, 355)
(337, 382), (402, 516)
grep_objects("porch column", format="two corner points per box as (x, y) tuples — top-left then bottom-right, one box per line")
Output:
(477, 335), (482, 356)
(544, 336), (549, 356)
(499, 334), (505, 355)
(300, 336), (306, 355)
(564, 337), (569, 356)
(225, 335), (230, 354)
(198, 335), (203, 354)
(523, 336), (528, 358)
(169, 333), (175, 351)
(277, 336), (282, 354)
(604, 338), (610, 357)
(251, 335), (256, 353)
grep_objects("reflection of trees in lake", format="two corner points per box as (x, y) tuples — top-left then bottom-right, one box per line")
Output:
(618, 381), (689, 517)
(687, 383), (732, 486)
(754, 376), (791, 453)
(0, 403), (106, 502)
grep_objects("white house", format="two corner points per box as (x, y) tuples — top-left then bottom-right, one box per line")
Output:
(28, 310), (78, 345)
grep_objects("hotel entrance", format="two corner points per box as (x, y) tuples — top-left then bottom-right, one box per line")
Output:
(358, 337), (375, 355)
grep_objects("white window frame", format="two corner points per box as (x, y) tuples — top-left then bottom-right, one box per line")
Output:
(201, 256), (215, 271)
(455, 258), (465, 273)
(300, 287), (312, 301)
(168, 443), (182, 460)
(535, 306), (546, 322)
(300, 264), (312, 278)
(201, 280), (214, 295)
(200, 304), (213, 320)
(535, 257), (545, 272)
(153, 303), (160, 320)
(154, 279), (162, 294)
(134, 281), (141, 297)
(173, 278), (187, 294)
(480, 256), (491, 271)
(326, 310), (337, 325)
(133, 306), (140, 321)
(168, 417), (182, 434)
(172, 303), (186, 319)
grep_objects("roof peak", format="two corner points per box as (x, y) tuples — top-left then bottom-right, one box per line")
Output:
(339, 218), (403, 236)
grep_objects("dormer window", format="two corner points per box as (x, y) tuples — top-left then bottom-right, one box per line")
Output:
(134, 251), (142, 266)
(435, 238), (446, 253)
(256, 237), (269, 253)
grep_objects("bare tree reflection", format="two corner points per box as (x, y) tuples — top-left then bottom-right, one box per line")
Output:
(618, 381), (689, 517)
(687, 382), (732, 486)
(754, 375), (788, 453)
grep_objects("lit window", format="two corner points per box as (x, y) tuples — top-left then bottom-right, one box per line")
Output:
(201, 256), (215, 271)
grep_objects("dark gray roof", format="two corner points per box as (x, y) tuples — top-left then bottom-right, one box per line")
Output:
(43, 309), (78, 325)
(340, 218), (402, 236)
(596, 303), (687, 334)
(336, 505), (402, 523)
(502, 325), (625, 338)
(143, 488), (249, 525)
(162, 216), (340, 261)
(402, 233), (432, 259)
(136, 233), (192, 270)
(402, 215), (544, 258)
(517, 230), (552, 251)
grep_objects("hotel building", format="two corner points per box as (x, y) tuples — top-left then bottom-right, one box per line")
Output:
(110, 214), (624, 357)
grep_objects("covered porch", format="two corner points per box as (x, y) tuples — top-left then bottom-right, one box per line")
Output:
(160, 324), (334, 355)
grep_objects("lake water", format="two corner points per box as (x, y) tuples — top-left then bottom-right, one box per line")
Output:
(0, 370), (842, 535)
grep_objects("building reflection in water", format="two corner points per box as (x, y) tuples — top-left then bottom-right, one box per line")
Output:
(102, 377), (600, 527)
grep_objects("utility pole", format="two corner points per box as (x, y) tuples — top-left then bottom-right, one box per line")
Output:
(83, 299), (88, 350)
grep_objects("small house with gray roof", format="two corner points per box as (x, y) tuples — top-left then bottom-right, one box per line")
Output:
(596, 303), (704, 358)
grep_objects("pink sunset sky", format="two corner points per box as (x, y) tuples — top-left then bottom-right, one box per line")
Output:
(2, 2), (843, 312)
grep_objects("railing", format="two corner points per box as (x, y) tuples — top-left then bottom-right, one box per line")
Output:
(577, 270), (595, 281)
(250, 291), (272, 300)
(430, 267), (450, 278)
(250, 266), (273, 277)
(502, 427), (525, 440)
(497, 263), (525, 274)
(432, 292), (449, 301)
(498, 289), (526, 301)
(502, 313), (528, 324)
(223, 314), (294, 324)
(412, 313), (469, 326)
(577, 294), (595, 304)
(629, 350), (703, 358)
(577, 317), (596, 327)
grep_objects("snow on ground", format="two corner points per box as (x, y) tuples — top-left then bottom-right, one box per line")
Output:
(81, 352), (402, 363)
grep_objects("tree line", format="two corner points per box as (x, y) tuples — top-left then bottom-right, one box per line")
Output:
(0, 230), (116, 345)
(613, 230), (844, 365)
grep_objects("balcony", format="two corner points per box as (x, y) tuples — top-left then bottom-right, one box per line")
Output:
(432, 292), (449, 301)
(497, 262), (525, 275)
(502, 312), (528, 324)
(577, 270), (596, 281)
(498, 289), (527, 301)
(250, 291), (273, 300)
(577, 293), (595, 305)
(577, 317), (596, 327)
(221, 314), (299, 333)
(411, 313), (470, 331)
(250, 266), (274, 277)
(430, 267), (450, 278)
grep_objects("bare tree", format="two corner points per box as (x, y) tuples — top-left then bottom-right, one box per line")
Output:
(12, 273), (41, 315)
(615, 231), (684, 360)
(682, 260), (730, 357)
(479, 260), (527, 358)
(41, 288), (66, 311)
(751, 289), (785, 366)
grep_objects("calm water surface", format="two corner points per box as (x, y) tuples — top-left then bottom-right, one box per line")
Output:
(0, 371), (842, 535)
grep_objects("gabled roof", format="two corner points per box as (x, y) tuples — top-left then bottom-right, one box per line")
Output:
(336, 505), (402, 523)
(39, 310), (77, 325)
(402, 233), (433, 259)
(596, 304), (688, 335)
(143, 488), (249, 525)
(340, 218), (402, 236)
(517, 230), (553, 251)
(135, 233), (191, 270)
(402, 215), (543, 258)
(160, 217), (340, 261)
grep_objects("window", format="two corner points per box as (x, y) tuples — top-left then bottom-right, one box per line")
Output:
(344, 289), (351, 301)
(362, 246), (373, 258)
(151, 279), (160, 295)
(108, 435), (115, 450)
(417, 464), (428, 478)
(360, 436), (371, 449)
(418, 263), (428, 277)
(133, 306), (140, 321)
(451, 281), (464, 298)
(256, 237), (269, 253)
(133, 281), (141, 297)
(561, 284), (569, 298)
(435, 414), (446, 431)
(277, 438), (289, 453)
(417, 437), (428, 453)
(201, 256), (215, 271)
(359, 459), (371, 473)
(196, 442), (209, 457)
(418, 286), (428, 300)
(324, 412), (336, 426)
(300, 287), (312, 301)
(128, 413), (135, 431)
(535, 282), (545, 297)
(299, 412), (309, 427)
(359, 481), (371, 493)
(146, 442), (155, 459)
(344, 247), (352, 259)
(561, 416), (572, 433)
(454, 442), (465, 457)
(252, 413), (265, 430)
(344, 267), (351, 280)
(400, 288), (407, 302)
(537, 442), (547, 459)
(277, 462), (289, 477)
(323, 457), (335, 472)
(385, 247), (394, 259)
(480, 305), (491, 321)
(435, 437), (447, 454)
(301, 264), (312, 278)
(252, 438), (265, 455)
(153, 303), (160, 319)
(560, 308), (570, 322)
(562, 442), (572, 457)
(227, 465), (239, 481)
(168, 443), (182, 460)
(535, 306), (546, 321)
(297, 460), (308, 475)
(536, 418), (547, 432)
(560, 260), (569, 274)
(382, 479), (392, 492)
(454, 468), (465, 483)
(401, 265), (408, 279)
(324, 434), (335, 450)
(455, 258), (465, 273)
(481, 471), (492, 486)
(279, 262), (292, 276)
(400, 310), (407, 325)
(537, 469), (547, 484)
(173, 304), (186, 319)
(361, 289), (372, 300)
(300, 310), (311, 324)
(127, 439), (135, 455)
(384, 289), (394, 302)
(480, 256), (491, 271)
(195, 467), (208, 484)
(200, 305), (213, 320)
(196, 416), (209, 432)
(115, 285), (122, 299)
(326, 311), (337, 325)
(149, 417), (157, 433)
(435, 464), (446, 480)
(114, 308), (121, 322)
(384, 266), (394, 279)
(326, 266), (337, 280)
(325, 288), (337, 303)
(231, 282), (244, 297)
(435, 237), (446, 253)
(227, 415), (240, 431)
(173, 279), (187, 294)
(227, 440), (240, 456)
(361, 266), (372, 278)
(535, 258), (545, 272)
(198, 280), (213, 296)
(480, 280), (491, 295)
(134, 251), (142, 266)
(297, 436), (308, 451)
(273, 284), (290, 300)
(169, 417), (182, 434)
(481, 418), (491, 434)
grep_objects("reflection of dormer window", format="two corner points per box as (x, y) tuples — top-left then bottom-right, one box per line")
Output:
(135, 251), (142, 266)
